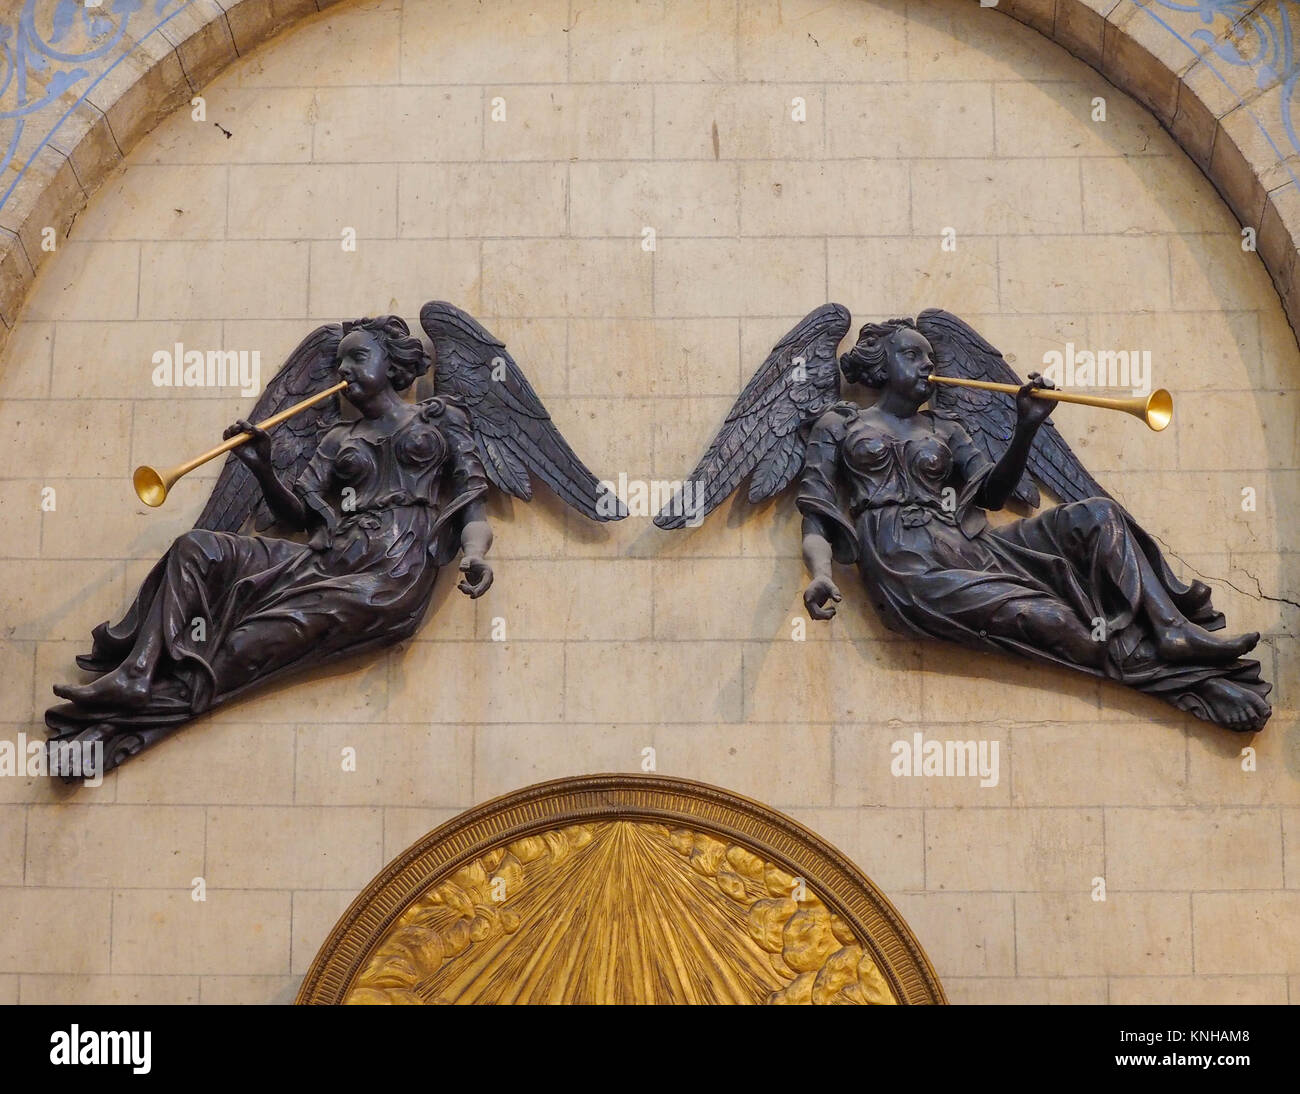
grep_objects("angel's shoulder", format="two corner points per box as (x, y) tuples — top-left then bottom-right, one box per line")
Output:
(925, 410), (971, 440)
(315, 419), (353, 450)
(811, 400), (860, 433)
(415, 394), (472, 427)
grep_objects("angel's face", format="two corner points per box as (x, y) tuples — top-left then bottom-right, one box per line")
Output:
(336, 329), (392, 402)
(884, 328), (936, 403)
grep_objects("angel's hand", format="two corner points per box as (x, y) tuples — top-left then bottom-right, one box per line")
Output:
(458, 556), (493, 599)
(803, 576), (842, 621)
(1015, 372), (1055, 430)
(225, 419), (273, 470)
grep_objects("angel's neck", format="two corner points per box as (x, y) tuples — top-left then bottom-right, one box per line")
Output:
(875, 390), (923, 419)
(355, 388), (407, 421)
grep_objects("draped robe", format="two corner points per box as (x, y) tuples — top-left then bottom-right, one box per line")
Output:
(795, 404), (1270, 725)
(46, 397), (488, 769)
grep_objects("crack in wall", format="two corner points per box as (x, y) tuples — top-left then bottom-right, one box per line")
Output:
(1148, 531), (1300, 616)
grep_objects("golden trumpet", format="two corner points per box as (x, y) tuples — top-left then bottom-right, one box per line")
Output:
(928, 374), (1173, 432)
(133, 380), (349, 507)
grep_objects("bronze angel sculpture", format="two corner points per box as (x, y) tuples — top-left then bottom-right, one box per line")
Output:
(47, 303), (625, 775)
(655, 305), (1271, 733)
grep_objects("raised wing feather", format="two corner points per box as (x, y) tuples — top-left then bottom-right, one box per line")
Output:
(418, 301), (626, 521)
(654, 303), (850, 529)
(194, 324), (345, 533)
(918, 309), (1106, 506)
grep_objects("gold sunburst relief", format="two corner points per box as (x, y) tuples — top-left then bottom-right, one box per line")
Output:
(297, 774), (946, 1006)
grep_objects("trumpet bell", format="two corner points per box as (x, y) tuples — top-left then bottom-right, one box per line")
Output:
(1145, 388), (1173, 432)
(133, 465), (169, 507)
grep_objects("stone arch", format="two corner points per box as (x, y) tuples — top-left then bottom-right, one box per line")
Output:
(1, 0), (1298, 352)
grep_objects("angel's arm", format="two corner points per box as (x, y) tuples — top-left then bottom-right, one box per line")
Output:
(796, 410), (858, 620)
(223, 418), (315, 529)
(971, 379), (1054, 510)
(440, 402), (495, 597)
(459, 498), (492, 557)
(260, 468), (311, 528)
(286, 427), (348, 537)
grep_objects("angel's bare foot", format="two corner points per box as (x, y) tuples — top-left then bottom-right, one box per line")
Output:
(1190, 679), (1270, 732)
(1156, 623), (1258, 664)
(53, 669), (151, 710)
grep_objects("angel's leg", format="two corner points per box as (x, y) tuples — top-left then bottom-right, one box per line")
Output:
(54, 530), (238, 710)
(53, 546), (186, 711)
(986, 596), (1107, 668)
(1121, 532), (1258, 663)
(1186, 678), (1272, 732)
(1040, 499), (1258, 664)
(53, 593), (165, 709)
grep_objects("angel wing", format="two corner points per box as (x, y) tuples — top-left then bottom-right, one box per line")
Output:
(653, 303), (851, 529)
(193, 324), (345, 534)
(917, 309), (1106, 506)
(417, 301), (626, 521)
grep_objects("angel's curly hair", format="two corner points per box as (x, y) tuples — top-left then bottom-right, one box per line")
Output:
(342, 315), (431, 392)
(839, 317), (918, 388)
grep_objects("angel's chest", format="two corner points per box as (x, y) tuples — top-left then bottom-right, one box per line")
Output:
(841, 426), (952, 481)
(333, 423), (449, 484)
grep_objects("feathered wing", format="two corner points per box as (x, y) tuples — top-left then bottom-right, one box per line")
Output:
(193, 324), (346, 533)
(653, 303), (851, 529)
(418, 301), (626, 521)
(917, 309), (1107, 506)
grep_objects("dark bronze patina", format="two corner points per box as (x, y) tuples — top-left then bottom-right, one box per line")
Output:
(46, 303), (626, 777)
(655, 305), (1271, 734)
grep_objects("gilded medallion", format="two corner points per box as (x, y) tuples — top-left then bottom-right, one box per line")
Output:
(297, 775), (946, 1005)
